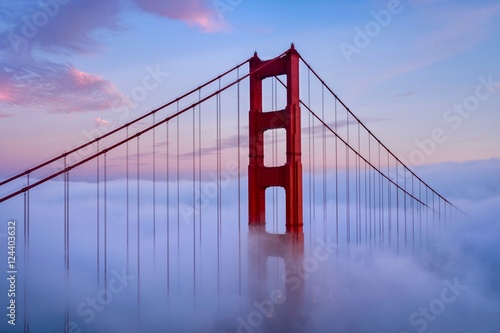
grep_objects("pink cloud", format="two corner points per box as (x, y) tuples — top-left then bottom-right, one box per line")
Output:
(95, 117), (111, 126)
(0, 1), (128, 113)
(133, 0), (225, 32)
(0, 0), (226, 59)
(0, 59), (127, 113)
(0, 0), (123, 54)
(0, 86), (14, 102)
(0, 0), (226, 114)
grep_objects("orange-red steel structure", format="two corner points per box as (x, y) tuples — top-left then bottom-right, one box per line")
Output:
(248, 45), (303, 232)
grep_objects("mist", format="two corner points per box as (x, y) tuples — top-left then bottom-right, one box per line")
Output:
(0, 158), (499, 332)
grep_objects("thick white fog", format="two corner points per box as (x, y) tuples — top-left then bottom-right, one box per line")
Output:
(0, 158), (499, 332)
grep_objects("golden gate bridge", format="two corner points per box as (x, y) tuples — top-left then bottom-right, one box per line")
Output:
(0, 45), (462, 333)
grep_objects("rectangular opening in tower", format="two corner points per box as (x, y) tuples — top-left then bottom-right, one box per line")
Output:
(265, 186), (286, 234)
(264, 128), (287, 167)
(262, 75), (287, 113)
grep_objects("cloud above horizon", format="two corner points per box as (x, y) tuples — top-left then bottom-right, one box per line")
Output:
(0, 57), (127, 113)
(0, 0), (225, 114)
(132, 0), (224, 32)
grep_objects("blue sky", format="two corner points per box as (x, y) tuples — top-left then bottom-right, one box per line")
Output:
(0, 0), (499, 174)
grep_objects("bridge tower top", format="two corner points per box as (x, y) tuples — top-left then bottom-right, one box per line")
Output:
(248, 45), (303, 232)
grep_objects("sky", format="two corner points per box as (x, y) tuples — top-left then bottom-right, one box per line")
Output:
(1, 1), (500, 332)
(0, 0), (500, 176)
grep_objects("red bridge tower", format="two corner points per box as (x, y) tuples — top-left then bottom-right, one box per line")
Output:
(248, 45), (303, 232)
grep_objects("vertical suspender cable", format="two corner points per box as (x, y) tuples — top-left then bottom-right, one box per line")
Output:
(271, 77), (278, 233)
(356, 123), (360, 245)
(165, 118), (170, 331)
(197, 91), (202, 309)
(403, 167), (408, 254)
(103, 152), (108, 329)
(23, 174), (30, 333)
(322, 85), (327, 240)
(412, 175), (415, 255)
(216, 79), (221, 307)
(198, 89), (203, 241)
(126, 127), (130, 276)
(153, 113), (156, 261)
(426, 188), (429, 248)
(67, 169), (70, 332)
(166, 122), (170, 294)
(175, 101), (180, 320)
(192, 107), (196, 305)
(334, 99), (339, 254)
(387, 152), (391, 248)
(308, 69), (312, 237)
(439, 196), (442, 232)
(96, 142), (101, 332)
(396, 161), (399, 255)
(310, 71), (316, 226)
(96, 141), (100, 287)
(368, 135), (372, 247)
(273, 77), (278, 286)
(176, 104), (180, 274)
(218, 79), (222, 237)
(64, 158), (69, 333)
(419, 182), (422, 252)
(444, 202), (447, 228)
(346, 112), (350, 247)
(136, 136), (141, 330)
(275, 79), (279, 230)
(378, 144), (382, 248)
(365, 158), (368, 246)
(197, 90), (202, 300)
(432, 191), (435, 238)
(237, 68), (242, 297)
(374, 144), (377, 249)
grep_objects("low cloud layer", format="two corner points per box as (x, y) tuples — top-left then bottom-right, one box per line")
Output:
(0, 158), (499, 332)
